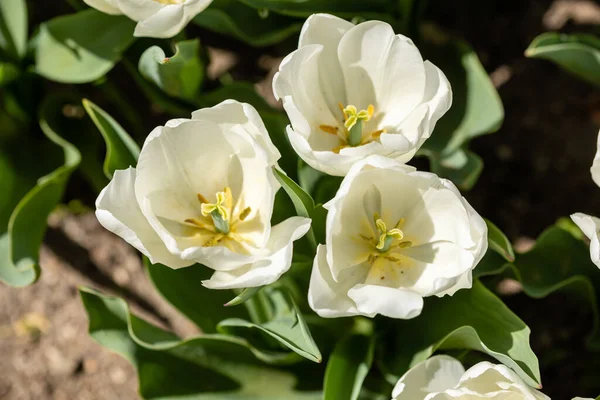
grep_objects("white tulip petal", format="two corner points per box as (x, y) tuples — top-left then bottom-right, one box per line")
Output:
(393, 357), (549, 400)
(133, 4), (187, 38)
(298, 13), (354, 114)
(274, 44), (340, 136)
(592, 130), (600, 187)
(337, 21), (425, 123)
(191, 100), (281, 165)
(571, 213), (600, 268)
(348, 284), (423, 319)
(95, 168), (192, 268)
(392, 355), (465, 400)
(84, 0), (122, 15)
(116, 0), (163, 21)
(202, 217), (311, 289)
(308, 245), (365, 318)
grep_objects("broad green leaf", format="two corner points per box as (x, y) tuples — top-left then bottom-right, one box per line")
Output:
(193, 0), (302, 47)
(240, 0), (392, 18)
(324, 334), (375, 400)
(139, 39), (204, 101)
(426, 147), (483, 191)
(0, 0), (27, 59)
(485, 219), (515, 262)
(35, 10), (136, 83)
(218, 287), (322, 363)
(473, 221), (600, 349)
(421, 38), (503, 189)
(80, 287), (323, 399)
(146, 261), (249, 333)
(526, 33), (600, 87)
(423, 39), (504, 153)
(82, 99), (140, 179)
(0, 96), (81, 287)
(383, 280), (541, 388)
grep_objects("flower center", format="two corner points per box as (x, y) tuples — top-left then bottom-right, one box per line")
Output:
(201, 189), (231, 234)
(152, 0), (185, 4)
(184, 187), (252, 248)
(319, 103), (385, 153)
(360, 213), (413, 267)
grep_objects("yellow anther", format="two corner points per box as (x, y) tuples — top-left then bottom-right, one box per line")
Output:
(239, 207), (251, 221)
(197, 193), (209, 204)
(184, 218), (211, 230)
(201, 188), (231, 221)
(319, 124), (339, 135)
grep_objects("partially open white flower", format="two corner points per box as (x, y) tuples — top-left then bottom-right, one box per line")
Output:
(570, 213), (600, 268)
(272, 13), (452, 176)
(95, 100), (311, 289)
(392, 355), (549, 400)
(307, 156), (487, 319)
(83, 0), (212, 38)
(591, 130), (600, 187)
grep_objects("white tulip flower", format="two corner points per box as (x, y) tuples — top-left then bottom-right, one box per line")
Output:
(95, 100), (311, 289)
(570, 213), (600, 268)
(591, 130), (600, 187)
(392, 355), (549, 400)
(272, 13), (452, 176)
(308, 156), (487, 319)
(83, 0), (212, 38)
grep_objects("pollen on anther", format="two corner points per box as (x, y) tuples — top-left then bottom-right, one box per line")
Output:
(197, 193), (209, 204)
(319, 125), (338, 135)
(239, 207), (251, 221)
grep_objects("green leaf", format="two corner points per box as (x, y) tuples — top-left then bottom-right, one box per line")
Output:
(0, 0), (27, 59)
(193, 0), (302, 47)
(226, 287), (263, 307)
(421, 38), (503, 189)
(240, 0), (392, 18)
(424, 38), (504, 153)
(146, 260), (249, 333)
(273, 167), (322, 247)
(0, 63), (19, 86)
(0, 96), (81, 287)
(82, 99), (140, 179)
(80, 287), (322, 399)
(383, 280), (541, 388)
(485, 218), (515, 262)
(323, 334), (375, 400)
(426, 147), (483, 191)
(472, 221), (600, 349)
(139, 39), (204, 101)
(526, 33), (600, 87)
(218, 287), (322, 363)
(35, 10), (136, 83)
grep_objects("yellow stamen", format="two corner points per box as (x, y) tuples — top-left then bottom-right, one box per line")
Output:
(239, 207), (251, 221)
(320, 125), (339, 135)
(184, 218), (211, 230)
(197, 193), (209, 204)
